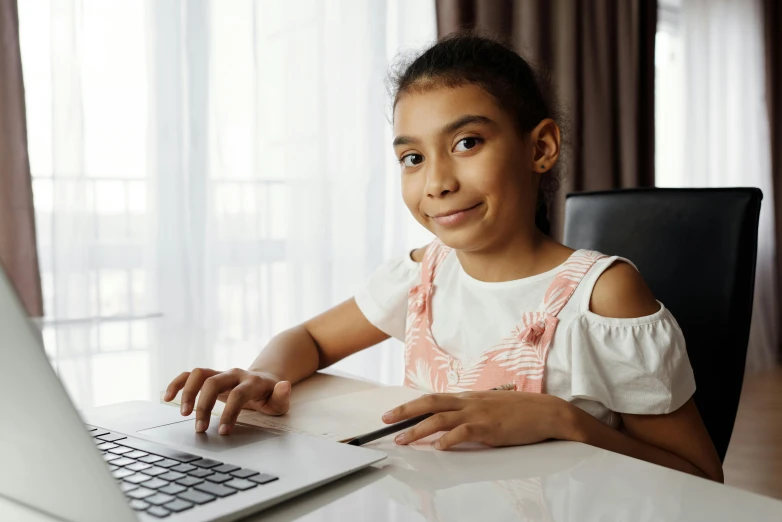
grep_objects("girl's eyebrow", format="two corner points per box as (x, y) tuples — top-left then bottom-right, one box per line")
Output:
(392, 114), (496, 147)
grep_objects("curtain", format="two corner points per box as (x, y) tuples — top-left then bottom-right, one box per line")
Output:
(765, 0), (782, 361)
(18, 0), (436, 389)
(0, 0), (43, 317)
(435, 0), (657, 237)
(656, 0), (777, 372)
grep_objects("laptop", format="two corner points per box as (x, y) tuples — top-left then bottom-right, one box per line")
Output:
(0, 267), (387, 521)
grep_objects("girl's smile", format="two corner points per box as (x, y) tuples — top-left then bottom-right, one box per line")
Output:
(427, 202), (484, 227)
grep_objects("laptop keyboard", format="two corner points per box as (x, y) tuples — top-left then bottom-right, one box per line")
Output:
(86, 424), (278, 518)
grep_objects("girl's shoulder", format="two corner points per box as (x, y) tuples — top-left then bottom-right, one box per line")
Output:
(586, 257), (660, 319)
(410, 245), (427, 263)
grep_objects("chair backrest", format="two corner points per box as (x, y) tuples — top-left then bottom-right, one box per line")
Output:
(563, 188), (762, 461)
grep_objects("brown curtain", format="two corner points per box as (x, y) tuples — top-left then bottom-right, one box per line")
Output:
(764, 0), (782, 360)
(435, 0), (657, 238)
(0, 0), (43, 316)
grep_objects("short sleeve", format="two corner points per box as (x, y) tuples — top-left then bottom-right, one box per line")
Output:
(354, 253), (421, 341)
(568, 304), (696, 415)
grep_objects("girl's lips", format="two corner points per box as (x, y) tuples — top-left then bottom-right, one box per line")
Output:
(430, 203), (483, 227)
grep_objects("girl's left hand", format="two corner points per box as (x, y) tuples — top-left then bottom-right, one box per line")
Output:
(382, 391), (575, 450)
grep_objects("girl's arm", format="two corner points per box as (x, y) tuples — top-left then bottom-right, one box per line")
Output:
(574, 262), (724, 482)
(253, 245), (429, 381)
(165, 298), (389, 434)
(249, 298), (391, 383)
(566, 397), (723, 481)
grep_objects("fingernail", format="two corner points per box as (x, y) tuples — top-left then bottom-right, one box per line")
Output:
(219, 424), (229, 435)
(195, 420), (206, 432)
(434, 439), (442, 450)
(181, 402), (190, 415)
(163, 392), (171, 401)
(395, 433), (406, 444)
(382, 411), (393, 422)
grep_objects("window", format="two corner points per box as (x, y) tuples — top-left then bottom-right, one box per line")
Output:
(655, 0), (685, 187)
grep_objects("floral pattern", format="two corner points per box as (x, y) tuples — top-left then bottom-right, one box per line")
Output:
(403, 240), (606, 394)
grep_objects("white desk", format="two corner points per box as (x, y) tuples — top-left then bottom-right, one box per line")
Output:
(5, 436), (782, 521)
(6, 319), (782, 521)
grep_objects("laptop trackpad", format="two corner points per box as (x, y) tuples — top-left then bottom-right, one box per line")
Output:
(138, 419), (278, 453)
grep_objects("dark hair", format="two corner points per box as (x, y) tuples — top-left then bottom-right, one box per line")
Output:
(387, 31), (564, 236)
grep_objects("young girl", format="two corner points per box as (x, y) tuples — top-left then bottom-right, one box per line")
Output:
(164, 33), (723, 482)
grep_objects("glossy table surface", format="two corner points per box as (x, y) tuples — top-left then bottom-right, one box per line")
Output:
(4, 318), (782, 521)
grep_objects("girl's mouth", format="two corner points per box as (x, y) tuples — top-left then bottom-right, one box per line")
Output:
(429, 203), (483, 227)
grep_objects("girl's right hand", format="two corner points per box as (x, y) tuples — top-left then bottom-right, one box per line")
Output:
(163, 368), (291, 435)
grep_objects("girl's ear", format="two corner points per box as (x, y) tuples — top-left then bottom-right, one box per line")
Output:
(529, 118), (561, 173)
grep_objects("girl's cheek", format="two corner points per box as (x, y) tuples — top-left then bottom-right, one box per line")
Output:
(401, 178), (422, 213)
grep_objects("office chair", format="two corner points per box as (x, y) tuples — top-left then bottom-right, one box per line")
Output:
(563, 187), (762, 461)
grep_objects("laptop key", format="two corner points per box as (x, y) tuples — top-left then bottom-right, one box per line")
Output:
(224, 479), (256, 491)
(158, 471), (185, 482)
(125, 473), (153, 485)
(124, 450), (148, 459)
(103, 453), (122, 462)
(110, 458), (137, 467)
(126, 462), (152, 472)
(91, 430), (110, 438)
(118, 436), (201, 463)
(177, 489), (215, 505)
(249, 473), (279, 485)
(158, 483), (186, 496)
(128, 499), (150, 510)
(163, 499), (193, 513)
(142, 466), (168, 477)
(191, 458), (222, 469)
(108, 465), (119, 472)
(119, 482), (138, 493)
(126, 487), (155, 500)
(97, 442), (118, 451)
(139, 454), (164, 464)
(175, 476), (203, 487)
(212, 463), (241, 474)
(155, 458), (179, 468)
(112, 468), (136, 480)
(171, 463), (197, 473)
(108, 446), (133, 455)
(146, 506), (171, 518)
(187, 468), (213, 478)
(141, 478), (170, 490)
(145, 493), (175, 506)
(205, 472), (232, 484)
(229, 468), (259, 479)
(97, 433), (127, 443)
(193, 482), (237, 498)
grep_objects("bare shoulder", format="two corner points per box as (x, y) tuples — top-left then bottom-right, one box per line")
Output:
(410, 244), (429, 263)
(589, 261), (661, 319)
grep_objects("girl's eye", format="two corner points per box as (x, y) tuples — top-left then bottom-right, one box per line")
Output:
(401, 154), (424, 168)
(454, 137), (482, 152)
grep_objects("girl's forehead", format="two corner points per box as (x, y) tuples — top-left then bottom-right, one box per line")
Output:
(393, 83), (504, 134)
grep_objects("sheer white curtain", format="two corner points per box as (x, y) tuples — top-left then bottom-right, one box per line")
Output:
(656, 0), (778, 372)
(19, 0), (436, 387)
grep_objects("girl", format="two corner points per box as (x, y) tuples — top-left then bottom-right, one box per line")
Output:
(164, 33), (723, 482)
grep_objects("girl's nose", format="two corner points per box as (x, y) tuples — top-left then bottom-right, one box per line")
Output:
(425, 157), (459, 198)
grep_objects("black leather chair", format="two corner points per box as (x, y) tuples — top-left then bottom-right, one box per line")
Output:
(563, 187), (762, 461)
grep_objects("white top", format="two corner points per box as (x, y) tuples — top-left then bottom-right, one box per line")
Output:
(355, 249), (696, 427)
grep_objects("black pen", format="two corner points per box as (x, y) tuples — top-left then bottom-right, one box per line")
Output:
(345, 383), (515, 447)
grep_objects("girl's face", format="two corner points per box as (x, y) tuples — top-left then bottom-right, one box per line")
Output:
(393, 83), (555, 252)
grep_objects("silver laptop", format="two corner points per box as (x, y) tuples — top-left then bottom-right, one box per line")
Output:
(0, 267), (386, 521)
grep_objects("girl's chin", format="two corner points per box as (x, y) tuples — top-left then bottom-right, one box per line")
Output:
(431, 222), (492, 251)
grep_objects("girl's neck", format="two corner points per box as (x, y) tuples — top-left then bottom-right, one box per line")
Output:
(453, 230), (574, 283)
